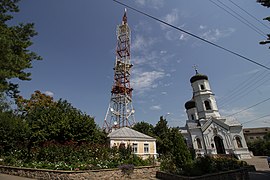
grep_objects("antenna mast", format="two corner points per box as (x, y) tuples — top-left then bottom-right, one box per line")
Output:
(103, 9), (135, 132)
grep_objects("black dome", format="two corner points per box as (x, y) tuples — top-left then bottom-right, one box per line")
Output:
(190, 73), (208, 83)
(185, 100), (196, 110)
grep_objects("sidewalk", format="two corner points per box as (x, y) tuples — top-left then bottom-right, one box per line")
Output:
(0, 174), (35, 180)
(243, 156), (269, 171)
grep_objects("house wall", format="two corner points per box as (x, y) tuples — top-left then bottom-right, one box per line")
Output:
(109, 139), (157, 159)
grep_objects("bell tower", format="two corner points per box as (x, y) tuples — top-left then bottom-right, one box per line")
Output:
(189, 66), (220, 120)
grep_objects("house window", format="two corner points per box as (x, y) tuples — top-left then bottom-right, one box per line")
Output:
(204, 100), (212, 110)
(191, 114), (195, 120)
(235, 137), (243, 148)
(200, 84), (205, 90)
(132, 143), (138, 153)
(144, 143), (149, 153)
(196, 138), (202, 149)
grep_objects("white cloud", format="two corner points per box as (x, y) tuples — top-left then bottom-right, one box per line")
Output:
(132, 35), (156, 52)
(219, 107), (256, 122)
(150, 105), (162, 110)
(200, 28), (235, 42)
(161, 9), (179, 29)
(160, 50), (167, 54)
(135, 0), (164, 9)
(132, 70), (165, 94)
(179, 33), (188, 41)
(44, 91), (54, 97)
(199, 25), (207, 30)
(161, 91), (167, 95)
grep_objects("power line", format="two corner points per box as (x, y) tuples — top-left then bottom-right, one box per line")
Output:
(216, 0), (267, 36)
(209, 0), (267, 38)
(219, 71), (270, 108)
(242, 114), (270, 124)
(225, 97), (270, 117)
(228, 0), (270, 30)
(113, 0), (270, 71)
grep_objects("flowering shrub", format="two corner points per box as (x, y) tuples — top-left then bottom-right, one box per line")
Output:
(1, 141), (152, 170)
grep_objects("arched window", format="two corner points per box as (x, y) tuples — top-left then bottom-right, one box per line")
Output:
(200, 84), (205, 90)
(204, 100), (212, 110)
(196, 138), (202, 149)
(235, 137), (243, 148)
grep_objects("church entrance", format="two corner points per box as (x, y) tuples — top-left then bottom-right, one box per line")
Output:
(214, 136), (225, 154)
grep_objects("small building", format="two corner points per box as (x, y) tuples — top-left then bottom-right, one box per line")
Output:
(243, 127), (270, 142)
(182, 70), (251, 159)
(108, 127), (157, 159)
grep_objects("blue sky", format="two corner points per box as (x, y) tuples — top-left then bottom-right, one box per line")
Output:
(13, 0), (270, 128)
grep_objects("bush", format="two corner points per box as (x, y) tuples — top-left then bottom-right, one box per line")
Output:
(162, 155), (248, 176)
(1, 141), (152, 170)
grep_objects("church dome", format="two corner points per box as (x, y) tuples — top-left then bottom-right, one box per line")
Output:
(185, 100), (196, 110)
(190, 73), (208, 83)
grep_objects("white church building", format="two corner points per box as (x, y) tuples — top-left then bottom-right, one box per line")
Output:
(181, 70), (251, 159)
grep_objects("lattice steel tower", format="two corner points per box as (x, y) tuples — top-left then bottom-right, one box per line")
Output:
(103, 9), (135, 133)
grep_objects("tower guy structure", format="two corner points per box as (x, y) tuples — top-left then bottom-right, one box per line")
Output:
(103, 9), (135, 133)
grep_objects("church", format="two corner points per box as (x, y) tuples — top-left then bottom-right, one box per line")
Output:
(181, 69), (251, 159)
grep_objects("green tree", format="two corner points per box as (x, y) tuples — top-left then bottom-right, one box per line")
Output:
(0, 111), (29, 155)
(0, 0), (41, 96)
(257, 0), (270, 7)
(16, 91), (106, 149)
(132, 121), (155, 137)
(154, 116), (171, 156)
(257, 0), (270, 48)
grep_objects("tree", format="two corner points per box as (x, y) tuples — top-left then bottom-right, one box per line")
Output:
(257, 0), (270, 48)
(257, 0), (270, 7)
(0, 111), (29, 155)
(16, 91), (107, 149)
(154, 116), (172, 156)
(0, 0), (41, 96)
(132, 121), (155, 137)
(167, 128), (192, 169)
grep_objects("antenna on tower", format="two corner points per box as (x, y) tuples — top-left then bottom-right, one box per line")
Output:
(103, 10), (135, 133)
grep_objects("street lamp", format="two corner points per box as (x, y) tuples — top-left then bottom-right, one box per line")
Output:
(164, 112), (171, 119)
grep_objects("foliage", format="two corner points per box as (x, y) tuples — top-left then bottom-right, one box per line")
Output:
(132, 121), (155, 137)
(15, 91), (107, 148)
(0, 0), (42, 96)
(0, 110), (29, 155)
(257, 0), (270, 7)
(162, 155), (248, 176)
(247, 132), (270, 156)
(154, 116), (171, 156)
(1, 142), (152, 170)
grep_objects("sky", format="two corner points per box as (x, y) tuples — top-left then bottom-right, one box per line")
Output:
(12, 0), (270, 128)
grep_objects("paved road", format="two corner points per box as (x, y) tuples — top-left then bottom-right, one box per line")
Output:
(0, 174), (34, 180)
(249, 171), (270, 180)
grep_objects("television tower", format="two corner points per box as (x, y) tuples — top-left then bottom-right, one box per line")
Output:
(103, 9), (135, 133)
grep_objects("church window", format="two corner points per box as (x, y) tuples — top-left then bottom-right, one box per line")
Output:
(191, 114), (195, 120)
(204, 100), (212, 110)
(235, 137), (243, 148)
(200, 84), (205, 90)
(196, 138), (202, 149)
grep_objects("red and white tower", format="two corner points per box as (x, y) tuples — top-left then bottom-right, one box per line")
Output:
(103, 9), (135, 133)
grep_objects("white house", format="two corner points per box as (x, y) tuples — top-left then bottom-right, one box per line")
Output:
(108, 127), (157, 159)
(182, 70), (251, 159)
